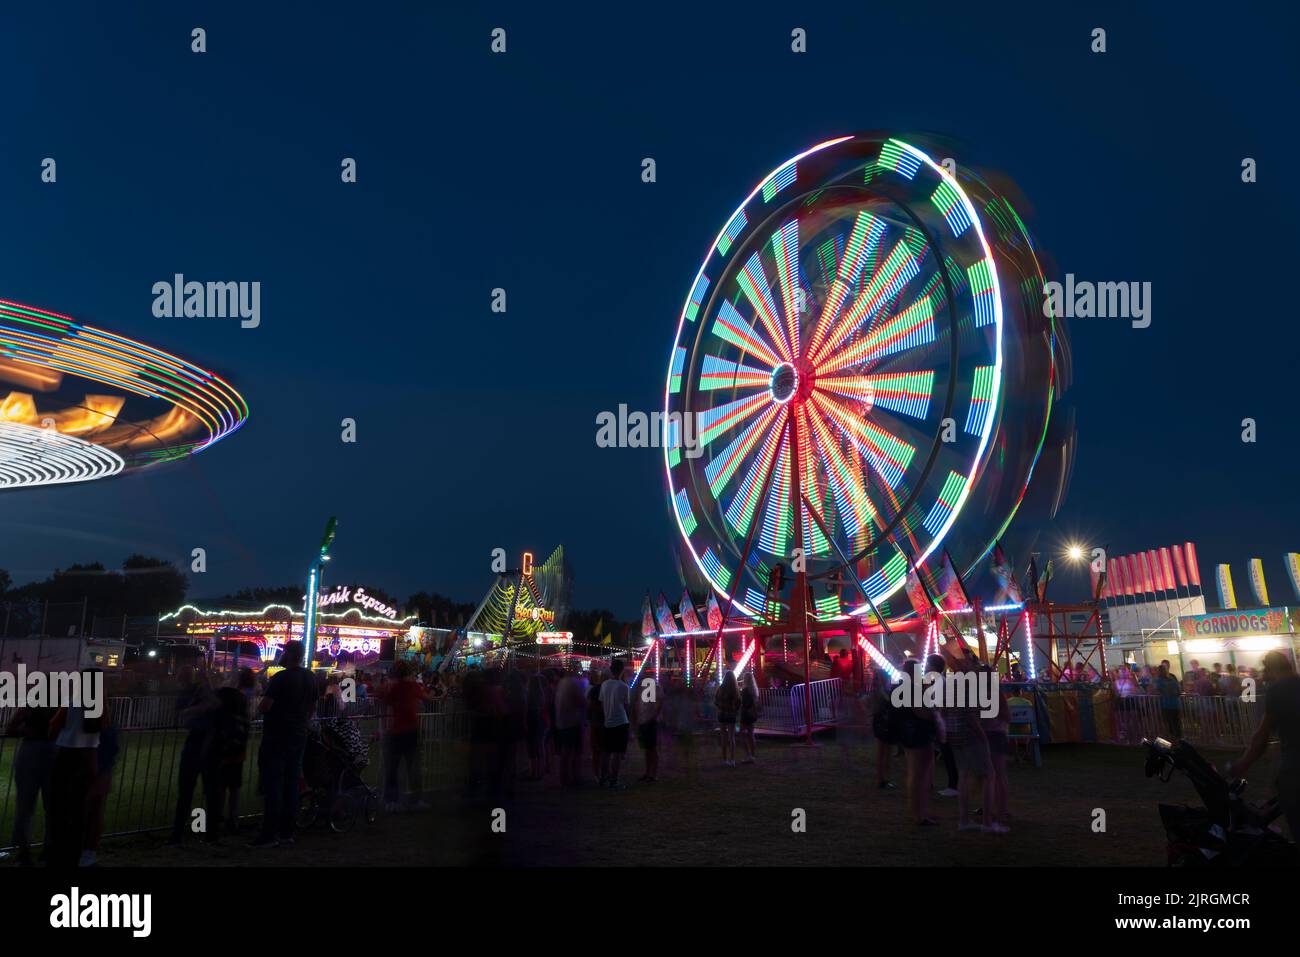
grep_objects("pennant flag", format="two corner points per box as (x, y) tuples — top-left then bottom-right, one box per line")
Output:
(1038, 559), (1054, 601)
(1216, 564), (1237, 609)
(1124, 554), (1140, 602)
(1184, 542), (1202, 596)
(1171, 545), (1189, 591)
(1286, 554), (1300, 604)
(705, 592), (723, 631)
(655, 591), (680, 635)
(1138, 552), (1155, 599)
(939, 550), (967, 610)
(1160, 548), (1177, 595)
(1248, 558), (1270, 606)
(1024, 556), (1039, 603)
(679, 590), (703, 632)
(905, 566), (932, 618)
(593, 617), (604, 640)
(1148, 549), (1166, 597)
(990, 542), (1021, 604)
(640, 593), (656, 638)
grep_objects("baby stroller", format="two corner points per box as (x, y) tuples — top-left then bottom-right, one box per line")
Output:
(298, 716), (378, 833)
(1142, 737), (1296, 867)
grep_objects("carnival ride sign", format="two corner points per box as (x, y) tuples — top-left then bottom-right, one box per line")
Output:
(536, 631), (573, 644)
(310, 585), (399, 620)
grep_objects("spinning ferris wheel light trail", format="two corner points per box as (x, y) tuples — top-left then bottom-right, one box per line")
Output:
(664, 133), (1066, 735)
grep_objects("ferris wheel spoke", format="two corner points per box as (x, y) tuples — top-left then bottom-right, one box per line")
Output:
(710, 299), (782, 368)
(795, 406), (831, 555)
(806, 405), (879, 542)
(811, 239), (921, 367)
(723, 416), (785, 541)
(770, 220), (802, 359)
(698, 356), (773, 391)
(737, 251), (792, 363)
(858, 370), (936, 420)
(817, 293), (935, 376)
(703, 404), (782, 498)
(695, 391), (772, 452)
(805, 211), (886, 360)
(811, 391), (916, 491)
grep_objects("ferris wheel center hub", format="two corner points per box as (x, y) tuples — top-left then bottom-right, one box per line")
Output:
(769, 359), (815, 405)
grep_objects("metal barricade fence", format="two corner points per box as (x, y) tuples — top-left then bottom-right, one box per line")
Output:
(1099, 694), (1263, 749)
(755, 678), (843, 734)
(0, 700), (470, 851)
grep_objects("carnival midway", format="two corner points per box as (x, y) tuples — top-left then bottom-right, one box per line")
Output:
(2, 133), (1298, 874)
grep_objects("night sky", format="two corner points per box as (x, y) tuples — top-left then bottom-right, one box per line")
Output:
(2, 3), (1297, 615)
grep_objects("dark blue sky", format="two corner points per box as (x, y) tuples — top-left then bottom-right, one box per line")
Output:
(2, 3), (1297, 614)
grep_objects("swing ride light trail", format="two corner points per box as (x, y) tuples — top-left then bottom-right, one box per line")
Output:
(0, 299), (249, 489)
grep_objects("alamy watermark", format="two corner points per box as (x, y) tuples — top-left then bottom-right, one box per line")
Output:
(1043, 274), (1150, 329)
(0, 666), (103, 717)
(152, 274), (260, 328)
(595, 405), (702, 459)
(890, 668), (1000, 718)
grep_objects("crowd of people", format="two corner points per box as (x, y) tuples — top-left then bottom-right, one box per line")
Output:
(870, 650), (1012, 832)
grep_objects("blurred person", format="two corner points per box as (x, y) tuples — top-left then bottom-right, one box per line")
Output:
(524, 673), (547, 781)
(586, 670), (606, 781)
(554, 669), (587, 786)
(46, 671), (105, 867)
(498, 670), (528, 798)
(250, 642), (319, 848)
(81, 700), (117, 866)
(898, 658), (943, 826)
(379, 660), (429, 811)
(6, 704), (58, 866)
(1154, 663), (1183, 740)
(943, 657), (991, 832)
(208, 676), (253, 837)
(930, 654), (959, 798)
(870, 667), (900, 790)
(631, 672), (662, 782)
(598, 660), (631, 788)
(168, 666), (219, 846)
(714, 671), (740, 767)
(982, 669), (1011, 833)
(1229, 650), (1300, 840)
(738, 671), (760, 764)
(543, 669), (559, 776)
(1194, 668), (1214, 697)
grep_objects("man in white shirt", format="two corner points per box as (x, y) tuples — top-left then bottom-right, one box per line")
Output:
(598, 659), (631, 788)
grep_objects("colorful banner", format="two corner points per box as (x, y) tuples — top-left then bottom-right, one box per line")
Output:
(654, 591), (679, 635)
(1148, 550), (1166, 595)
(1160, 548), (1177, 594)
(705, 592), (723, 631)
(1171, 544), (1189, 590)
(640, 593), (656, 638)
(1248, 558), (1269, 607)
(1123, 554), (1138, 597)
(1287, 553), (1300, 604)
(1138, 552), (1155, 597)
(1185, 542), (1202, 593)
(990, 542), (1021, 603)
(678, 590), (703, 632)
(905, 568), (932, 617)
(1178, 607), (1292, 641)
(939, 551), (966, 610)
(1216, 564), (1237, 609)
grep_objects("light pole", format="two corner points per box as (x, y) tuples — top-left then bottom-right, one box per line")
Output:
(302, 517), (337, 669)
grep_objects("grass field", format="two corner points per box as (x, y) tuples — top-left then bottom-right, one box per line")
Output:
(19, 729), (1283, 868)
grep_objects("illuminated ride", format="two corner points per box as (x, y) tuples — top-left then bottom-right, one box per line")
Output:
(0, 299), (248, 489)
(663, 134), (1071, 727)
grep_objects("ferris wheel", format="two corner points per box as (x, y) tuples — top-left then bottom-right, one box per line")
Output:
(664, 134), (1064, 622)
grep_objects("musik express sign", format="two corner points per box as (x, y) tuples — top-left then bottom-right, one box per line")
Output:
(1178, 607), (1295, 641)
(311, 585), (399, 621)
